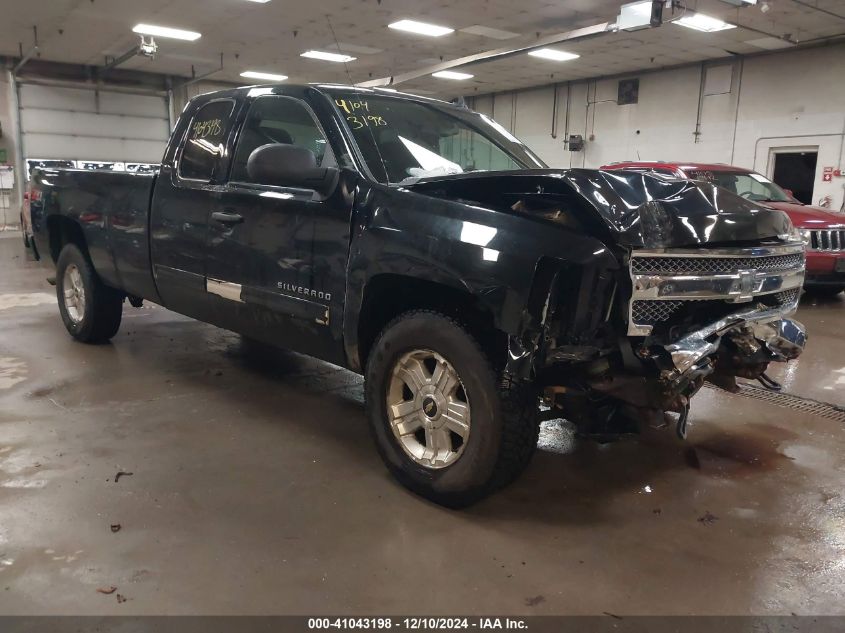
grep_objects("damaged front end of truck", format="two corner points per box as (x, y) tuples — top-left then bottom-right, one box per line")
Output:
(497, 170), (806, 439)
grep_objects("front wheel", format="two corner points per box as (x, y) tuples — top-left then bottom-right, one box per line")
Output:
(56, 244), (124, 343)
(364, 310), (539, 507)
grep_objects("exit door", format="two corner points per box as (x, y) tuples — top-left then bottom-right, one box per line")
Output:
(772, 150), (818, 205)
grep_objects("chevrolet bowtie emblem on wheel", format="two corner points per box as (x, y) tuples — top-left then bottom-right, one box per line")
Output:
(737, 269), (757, 302)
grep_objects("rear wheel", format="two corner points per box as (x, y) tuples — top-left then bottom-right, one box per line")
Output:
(55, 244), (124, 343)
(364, 310), (539, 507)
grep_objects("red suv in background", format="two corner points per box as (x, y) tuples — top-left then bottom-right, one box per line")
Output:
(602, 162), (845, 296)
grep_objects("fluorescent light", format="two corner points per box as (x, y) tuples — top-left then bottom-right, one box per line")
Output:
(674, 13), (736, 32)
(301, 50), (356, 63)
(240, 71), (288, 82)
(245, 0), (271, 2)
(132, 24), (201, 41)
(432, 70), (473, 80)
(617, 1), (654, 31)
(528, 48), (580, 61)
(388, 19), (454, 37)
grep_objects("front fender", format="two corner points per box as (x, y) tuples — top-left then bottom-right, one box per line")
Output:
(343, 183), (620, 373)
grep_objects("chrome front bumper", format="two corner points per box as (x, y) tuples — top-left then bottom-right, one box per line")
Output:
(627, 241), (807, 377)
(666, 303), (806, 376)
(628, 242), (806, 337)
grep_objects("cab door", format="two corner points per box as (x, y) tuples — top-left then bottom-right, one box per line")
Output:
(206, 93), (352, 365)
(150, 97), (239, 323)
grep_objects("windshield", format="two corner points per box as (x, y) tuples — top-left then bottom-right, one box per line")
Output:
(327, 91), (545, 184)
(685, 169), (793, 203)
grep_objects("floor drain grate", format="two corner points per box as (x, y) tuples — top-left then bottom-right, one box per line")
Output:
(706, 382), (845, 423)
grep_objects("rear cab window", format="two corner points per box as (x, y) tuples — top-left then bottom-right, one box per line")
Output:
(179, 99), (237, 181)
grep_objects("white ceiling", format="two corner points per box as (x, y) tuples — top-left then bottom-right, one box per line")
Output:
(1, 0), (843, 97)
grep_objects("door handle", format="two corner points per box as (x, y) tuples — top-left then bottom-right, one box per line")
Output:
(211, 210), (244, 225)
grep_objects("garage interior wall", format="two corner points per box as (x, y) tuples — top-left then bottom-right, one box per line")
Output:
(0, 71), (22, 228)
(470, 42), (845, 210)
(18, 83), (170, 164)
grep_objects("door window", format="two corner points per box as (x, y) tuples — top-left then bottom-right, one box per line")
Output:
(179, 99), (236, 181)
(230, 96), (333, 184)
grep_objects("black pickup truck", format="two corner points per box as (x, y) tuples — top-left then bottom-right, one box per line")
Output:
(29, 84), (807, 506)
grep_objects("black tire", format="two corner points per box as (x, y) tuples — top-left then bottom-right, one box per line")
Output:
(55, 244), (124, 343)
(364, 310), (539, 507)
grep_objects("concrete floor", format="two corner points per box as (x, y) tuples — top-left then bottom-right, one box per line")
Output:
(1, 230), (845, 616)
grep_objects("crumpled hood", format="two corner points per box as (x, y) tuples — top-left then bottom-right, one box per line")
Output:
(405, 168), (794, 249)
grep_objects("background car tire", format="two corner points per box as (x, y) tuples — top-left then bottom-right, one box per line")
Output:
(56, 244), (124, 343)
(805, 285), (844, 297)
(364, 310), (539, 507)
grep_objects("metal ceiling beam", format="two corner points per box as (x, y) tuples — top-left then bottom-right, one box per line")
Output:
(180, 53), (225, 88)
(357, 22), (611, 88)
(13, 26), (39, 76)
(101, 45), (143, 73)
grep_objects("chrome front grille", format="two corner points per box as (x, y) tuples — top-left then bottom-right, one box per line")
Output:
(809, 229), (845, 252)
(631, 252), (804, 275)
(630, 289), (800, 327)
(631, 300), (684, 324)
(774, 287), (801, 306)
(628, 243), (805, 336)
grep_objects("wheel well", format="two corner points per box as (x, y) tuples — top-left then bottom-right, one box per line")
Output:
(357, 274), (508, 371)
(47, 216), (88, 264)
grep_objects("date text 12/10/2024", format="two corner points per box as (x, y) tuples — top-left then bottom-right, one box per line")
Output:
(308, 618), (528, 630)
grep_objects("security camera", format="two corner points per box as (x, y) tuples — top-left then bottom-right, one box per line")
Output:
(139, 35), (157, 58)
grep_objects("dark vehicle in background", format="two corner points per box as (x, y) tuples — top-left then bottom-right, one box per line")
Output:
(603, 161), (845, 295)
(29, 85), (806, 506)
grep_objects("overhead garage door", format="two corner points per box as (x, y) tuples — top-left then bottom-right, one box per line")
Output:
(18, 83), (170, 165)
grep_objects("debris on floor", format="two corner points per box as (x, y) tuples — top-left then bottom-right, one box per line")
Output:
(96, 586), (117, 595)
(110, 524), (121, 533)
(114, 471), (133, 483)
(116, 593), (127, 603)
(698, 511), (719, 525)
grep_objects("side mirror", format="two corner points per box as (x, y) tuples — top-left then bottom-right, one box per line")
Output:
(247, 143), (338, 196)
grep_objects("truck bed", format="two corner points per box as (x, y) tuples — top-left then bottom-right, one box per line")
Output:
(32, 168), (160, 302)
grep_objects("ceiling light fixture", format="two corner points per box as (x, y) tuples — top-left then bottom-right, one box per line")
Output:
(301, 50), (356, 62)
(240, 71), (288, 82)
(432, 70), (473, 80)
(132, 24), (201, 41)
(388, 19), (454, 37)
(720, 0), (756, 5)
(244, 0), (271, 2)
(674, 13), (736, 32)
(617, 0), (664, 31)
(528, 48), (580, 61)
